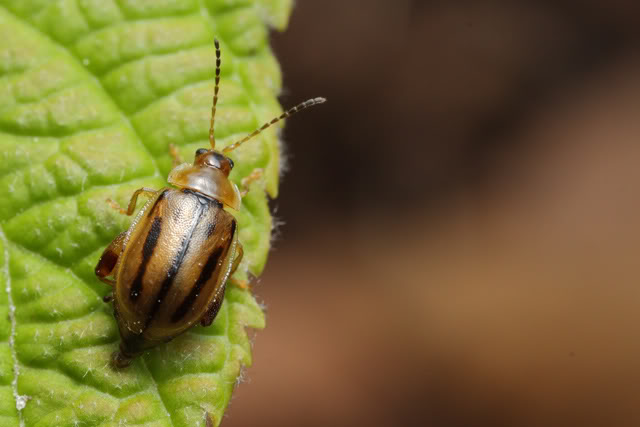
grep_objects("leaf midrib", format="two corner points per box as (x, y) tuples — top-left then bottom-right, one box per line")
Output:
(0, 226), (25, 427)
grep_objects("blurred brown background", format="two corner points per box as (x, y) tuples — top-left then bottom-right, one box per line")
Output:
(226, 1), (640, 426)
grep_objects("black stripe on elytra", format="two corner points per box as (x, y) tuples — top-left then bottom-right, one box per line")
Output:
(144, 199), (208, 327)
(173, 219), (236, 323)
(171, 246), (224, 323)
(129, 216), (163, 301)
(206, 220), (217, 238)
(146, 189), (168, 217)
(199, 282), (226, 327)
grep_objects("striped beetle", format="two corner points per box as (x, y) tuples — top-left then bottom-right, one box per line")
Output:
(95, 39), (325, 368)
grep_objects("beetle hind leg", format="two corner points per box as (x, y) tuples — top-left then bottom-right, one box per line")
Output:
(228, 242), (249, 289)
(95, 231), (127, 289)
(230, 277), (249, 289)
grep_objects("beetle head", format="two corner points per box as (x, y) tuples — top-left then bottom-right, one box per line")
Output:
(194, 148), (234, 177)
(169, 38), (325, 211)
(167, 148), (241, 210)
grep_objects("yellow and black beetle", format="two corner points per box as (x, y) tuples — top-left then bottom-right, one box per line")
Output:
(95, 39), (325, 368)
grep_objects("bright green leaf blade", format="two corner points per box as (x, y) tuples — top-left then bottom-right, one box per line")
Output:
(0, 0), (290, 425)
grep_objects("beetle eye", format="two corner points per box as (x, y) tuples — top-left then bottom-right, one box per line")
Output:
(228, 158), (234, 169)
(195, 148), (208, 156)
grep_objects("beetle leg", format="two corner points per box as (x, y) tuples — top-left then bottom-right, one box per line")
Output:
(229, 242), (249, 289)
(107, 187), (157, 216)
(98, 276), (116, 287)
(103, 293), (114, 303)
(230, 277), (249, 289)
(95, 231), (127, 288)
(230, 242), (243, 275)
(228, 243), (250, 289)
(123, 188), (157, 215)
(106, 187), (157, 216)
(169, 143), (183, 167)
(239, 168), (263, 197)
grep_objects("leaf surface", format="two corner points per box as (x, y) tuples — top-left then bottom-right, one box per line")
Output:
(0, 1), (291, 425)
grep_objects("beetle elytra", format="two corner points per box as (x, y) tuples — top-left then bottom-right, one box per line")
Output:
(95, 39), (325, 368)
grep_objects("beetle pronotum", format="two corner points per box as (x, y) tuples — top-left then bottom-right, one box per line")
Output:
(95, 39), (325, 368)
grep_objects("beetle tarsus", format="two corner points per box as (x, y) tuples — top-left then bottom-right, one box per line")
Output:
(103, 293), (114, 303)
(169, 143), (183, 167)
(240, 168), (263, 197)
(230, 277), (249, 290)
(106, 198), (128, 215)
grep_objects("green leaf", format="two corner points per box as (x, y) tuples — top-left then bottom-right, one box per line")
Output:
(0, 1), (291, 425)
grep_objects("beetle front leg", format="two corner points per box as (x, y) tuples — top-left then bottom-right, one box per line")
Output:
(239, 169), (263, 197)
(95, 231), (127, 289)
(106, 187), (157, 216)
(169, 143), (184, 167)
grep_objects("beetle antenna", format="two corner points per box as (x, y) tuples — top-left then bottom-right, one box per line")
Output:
(209, 38), (222, 149)
(222, 97), (326, 153)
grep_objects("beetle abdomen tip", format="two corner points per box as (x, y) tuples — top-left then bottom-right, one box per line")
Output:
(111, 350), (132, 369)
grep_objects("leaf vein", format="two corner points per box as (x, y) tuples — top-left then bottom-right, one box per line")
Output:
(4, 238), (101, 299)
(0, 7), (165, 182)
(141, 358), (173, 425)
(94, 34), (211, 79)
(4, 175), (157, 223)
(0, 225), (26, 427)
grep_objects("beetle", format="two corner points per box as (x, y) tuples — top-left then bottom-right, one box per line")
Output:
(95, 39), (325, 368)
